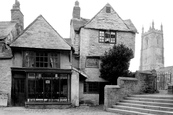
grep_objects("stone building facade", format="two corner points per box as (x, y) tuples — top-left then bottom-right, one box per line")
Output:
(0, 1), (137, 107)
(139, 22), (164, 71)
(0, 0), (23, 105)
(0, 0), (84, 107)
(70, 1), (137, 105)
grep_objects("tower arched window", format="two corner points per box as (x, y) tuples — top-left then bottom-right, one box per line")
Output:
(156, 36), (161, 46)
(144, 37), (148, 49)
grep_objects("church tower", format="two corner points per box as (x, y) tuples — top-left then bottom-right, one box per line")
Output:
(140, 21), (164, 71)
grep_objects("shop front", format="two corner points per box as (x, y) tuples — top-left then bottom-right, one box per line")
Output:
(11, 68), (71, 107)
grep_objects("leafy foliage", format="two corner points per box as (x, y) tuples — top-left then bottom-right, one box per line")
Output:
(100, 44), (134, 84)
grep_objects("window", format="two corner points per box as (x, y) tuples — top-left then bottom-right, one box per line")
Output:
(106, 6), (111, 13)
(23, 51), (60, 68)
(84, 82), (99, 94)
(27, 73), (71, 102)
(99, 30), (116, 43)
(86, 57), (99, 68)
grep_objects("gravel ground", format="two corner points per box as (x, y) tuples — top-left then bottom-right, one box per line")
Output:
(0, 105), (120, 115)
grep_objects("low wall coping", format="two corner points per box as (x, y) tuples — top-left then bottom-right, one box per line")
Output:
(118, 77), (138, 81)
(105, 85), (120, 89)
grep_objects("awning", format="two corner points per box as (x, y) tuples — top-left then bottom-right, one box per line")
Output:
(72, 67), (88, 78)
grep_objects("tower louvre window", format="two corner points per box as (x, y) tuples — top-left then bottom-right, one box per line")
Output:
(106, 6), (111, 13)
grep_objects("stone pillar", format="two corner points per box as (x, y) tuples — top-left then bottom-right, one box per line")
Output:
(71, 70), (79, 106)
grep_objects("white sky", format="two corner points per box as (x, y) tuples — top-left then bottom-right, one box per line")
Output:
(0, 0), (173, 72)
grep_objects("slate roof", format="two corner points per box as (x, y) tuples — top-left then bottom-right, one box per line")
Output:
(71, 18), (89, 31)
(84, 3), (137, 33)
(10, 15), (72, 50)
(124, 19), (138, 33)
(64, 38), (72, 45)
(0, 21), (16, 40)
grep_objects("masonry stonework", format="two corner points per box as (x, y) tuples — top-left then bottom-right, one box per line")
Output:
(0, 59), (12, 105)
(140, 22), (164, 71)
(104, 71), (157, 109)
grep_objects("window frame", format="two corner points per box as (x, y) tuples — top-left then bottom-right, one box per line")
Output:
(27, 73), (71, 103)
(99, 30), (116, 44)
(85, 57), (100, 68)
(84, 82), (99, 94)
(23, 51), (60, 69)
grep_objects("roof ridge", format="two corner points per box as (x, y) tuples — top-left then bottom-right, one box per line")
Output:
(84, 3), (129, 30)
(10, 15), (72, 50)
(10, 15), (41, 45)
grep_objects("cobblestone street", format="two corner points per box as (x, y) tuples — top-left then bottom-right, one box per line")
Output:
(0, 105), (119, 115)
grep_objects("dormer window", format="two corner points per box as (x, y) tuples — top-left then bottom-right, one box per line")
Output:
(106, 6), (111, 13)
(99, 30), (116, 44)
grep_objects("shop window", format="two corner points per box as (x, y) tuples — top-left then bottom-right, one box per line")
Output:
(23, 51), (60, 68)
(99, 30), (116, 43)
(27, 73), (70, 103)
(86, 57), (99, 68)
(84, 82), (99, 94)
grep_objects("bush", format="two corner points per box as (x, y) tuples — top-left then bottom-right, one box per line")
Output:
(100, 44), (133, 84)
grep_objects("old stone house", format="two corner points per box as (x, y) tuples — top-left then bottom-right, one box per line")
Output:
(0, 1), (85, 107)
(70, 1), (137, 105)
(0, 0), (23, 105)
(0, 1), (137, 107)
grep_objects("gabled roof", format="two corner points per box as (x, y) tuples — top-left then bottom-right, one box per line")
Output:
(84, 3), (136, 32)
(10, 15), (72, 50)
(124, 19), (138, 33)
(0, 21), (16, 40)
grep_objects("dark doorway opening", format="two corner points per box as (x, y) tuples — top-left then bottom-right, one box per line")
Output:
(99, 82), (109, 104)
(11, 72), (26, 106)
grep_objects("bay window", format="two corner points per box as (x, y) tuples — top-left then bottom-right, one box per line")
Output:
(23, 51), (60, 68)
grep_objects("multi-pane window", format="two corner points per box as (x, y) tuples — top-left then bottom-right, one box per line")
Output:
(84, 82), (99, 94)
(99, 30), (116, 43)
(27, 73), (70, 102)
(23, 51), (60, 68)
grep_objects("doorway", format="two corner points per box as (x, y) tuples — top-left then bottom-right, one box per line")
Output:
(99, 82), (108, 104)
(12, 73), (26, 106)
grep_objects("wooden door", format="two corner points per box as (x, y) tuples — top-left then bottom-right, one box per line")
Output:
(12, 78), (26, 106)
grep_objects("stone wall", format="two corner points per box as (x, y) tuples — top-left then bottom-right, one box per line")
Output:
(60, 51), (71, 69)
(79, 81), (99, 105)
(79, 28), (135, 73)
(104, 71), (157, 109)
(0, 59), (12, 106)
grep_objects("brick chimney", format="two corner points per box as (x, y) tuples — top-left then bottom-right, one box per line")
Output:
(11, 0), (24, 31)
(73, 1), (80, 19)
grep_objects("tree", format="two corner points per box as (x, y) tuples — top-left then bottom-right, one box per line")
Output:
(100, 44), (134, 84)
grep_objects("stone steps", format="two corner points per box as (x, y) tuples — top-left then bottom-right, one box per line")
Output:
(106, 94), (173, 115)
(116, 102), (173, 111)
(124, 97), (173, 103)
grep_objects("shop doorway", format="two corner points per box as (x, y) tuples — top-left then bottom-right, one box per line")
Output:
(12, 73), (26, 106)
